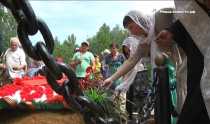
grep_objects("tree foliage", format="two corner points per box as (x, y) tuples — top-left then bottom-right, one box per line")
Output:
(53, 34), (77, 63)
(88, 23), (128, 54)
(53, 23), (128, 63)
(0, 7), (17, 54)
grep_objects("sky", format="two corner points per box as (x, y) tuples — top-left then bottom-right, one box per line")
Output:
(29, 1), (175, 45)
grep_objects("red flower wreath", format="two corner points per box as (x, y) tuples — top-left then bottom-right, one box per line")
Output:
(20, 85), (44, 102)
(0, 84), (21, 97)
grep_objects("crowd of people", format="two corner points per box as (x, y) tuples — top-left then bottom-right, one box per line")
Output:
(0, 0), (210, 123)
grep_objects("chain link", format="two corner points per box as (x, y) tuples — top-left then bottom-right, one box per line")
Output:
(17, 19), (54, 60)
(0, 0), (102, 113)
(0, 1), (106, 121)
(46, 64), (83, 111)
(1, 0), (12, 9)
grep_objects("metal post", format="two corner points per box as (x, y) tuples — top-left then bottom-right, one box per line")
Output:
(154, 53), (171, 124)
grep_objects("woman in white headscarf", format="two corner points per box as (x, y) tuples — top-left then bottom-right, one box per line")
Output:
(103, 10), (156, 88)
(4, 37), (27, 79)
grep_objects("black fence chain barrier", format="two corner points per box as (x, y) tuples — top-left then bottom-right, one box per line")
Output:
(0, 0), (104, 118)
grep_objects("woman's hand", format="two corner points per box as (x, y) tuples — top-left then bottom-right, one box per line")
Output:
(102, 77), (113, 88)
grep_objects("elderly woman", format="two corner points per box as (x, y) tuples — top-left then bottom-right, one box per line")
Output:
(4, 37), (27, 79)
(103, 10), (154, 89)
(102, 11), (155, 121)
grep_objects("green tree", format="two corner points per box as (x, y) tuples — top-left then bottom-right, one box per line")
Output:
(53, 34), (77, 63)
(88, 23), (128, 55)
(48, 23), (128, 64)
(89, 23), (112, 54)
(53, 36), (62, 57)
(110, 25), (128, 45)
(0, 8), (17, 53)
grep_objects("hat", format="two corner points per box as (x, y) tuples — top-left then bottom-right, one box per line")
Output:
(81, 41), (89, 46)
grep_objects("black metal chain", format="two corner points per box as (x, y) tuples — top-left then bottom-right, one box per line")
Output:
(0, 0), (102, 114)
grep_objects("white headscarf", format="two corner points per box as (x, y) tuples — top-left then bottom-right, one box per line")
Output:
(125, 10), (159, 69)
(10, 37), (21, 48)
(106, 10), (156, 90)
(125, 10), (155, 44)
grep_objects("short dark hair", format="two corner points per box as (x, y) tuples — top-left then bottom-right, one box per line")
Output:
(110, 43), (119, 48)
(123, 16), (134, 28)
